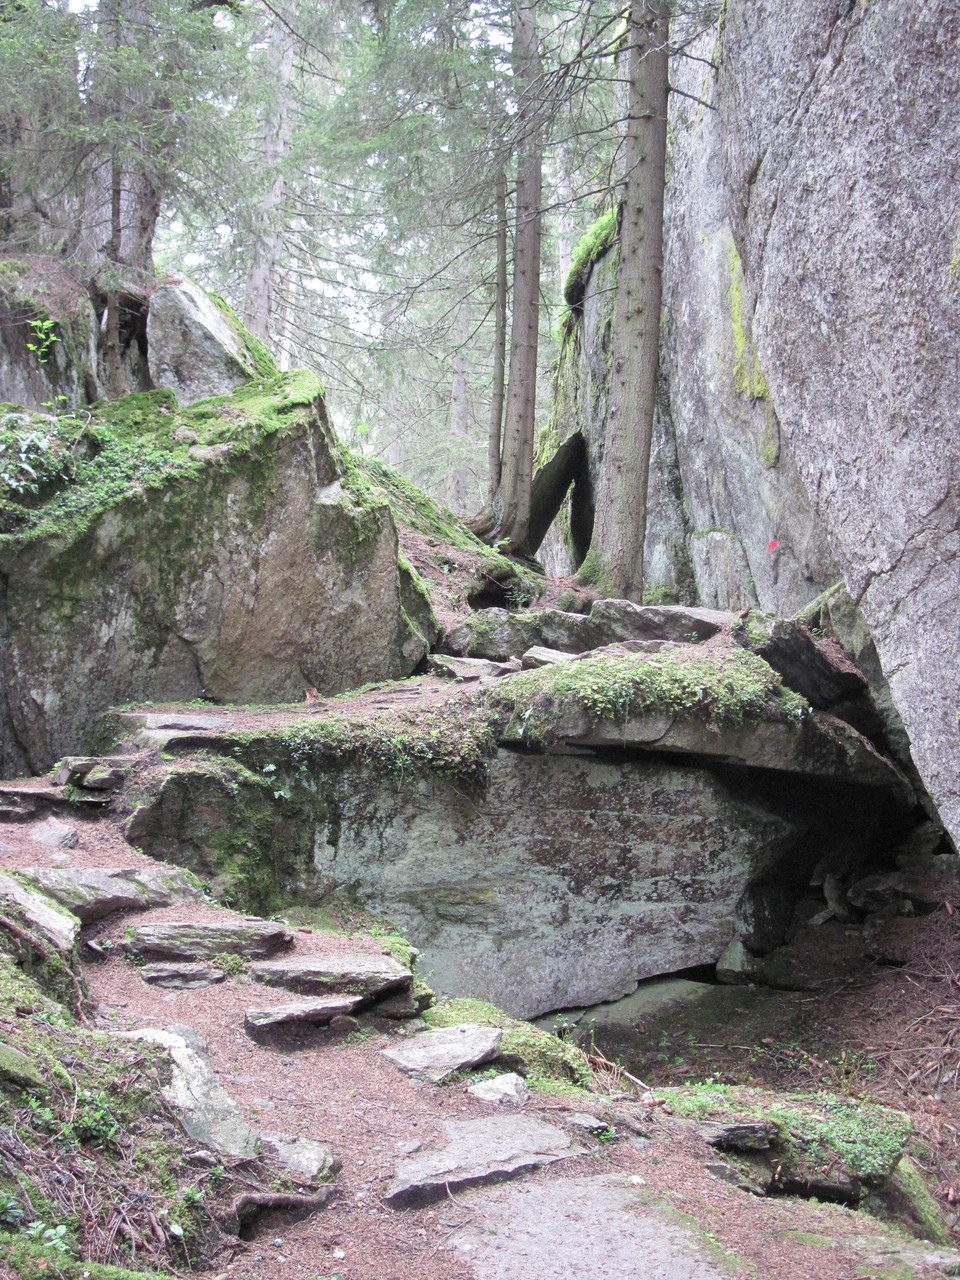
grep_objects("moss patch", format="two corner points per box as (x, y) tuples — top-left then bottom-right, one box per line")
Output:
(484, 646), (808, 748)
(563, 208), (619, 313)
(728, 237), (768, 400)
(423, 997), (595, 1096)
(661, 1080), (911, 1183)
(1, 370), (325, 548)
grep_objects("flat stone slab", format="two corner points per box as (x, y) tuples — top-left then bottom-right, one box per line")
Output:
(244, 994), (364, 1033)
(122, 1027), (339, 1181)
(468, 1073), (529, 1105)
(22, 865), (203, 922)
(380, 1024), (502, 1083)
(521, 646), (576, 669)
(260, 1131), (338, 1181)
(443, 1174), (730, 1278)
(0, 870), (79, 953)
(250, 952), (411, 999)
(122, 1027), (258, 1158)
(140, 962), (227, 989)
(384, 1114), (579, 1207)
(123, 920), (293, 961)
(29, 816), (79, 849)
(697, 1120), (779, 1151)
(142, 713), (235, 732)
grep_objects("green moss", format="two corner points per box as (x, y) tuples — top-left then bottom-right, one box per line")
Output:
(563, 208), (619, 312)
(728, 237), (768, 400)
(423, 997), (594, 1095)
(661, 1082), (911, 1183)
(485, 646), (808, 747)
(208, 292), (281, 381)
(0, 1239), (180, 1280)
(887, 1155), (950, 1245)
(1, 370), (324, 550)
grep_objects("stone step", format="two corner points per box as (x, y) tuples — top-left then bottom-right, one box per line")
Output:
(0, 781), (109, 808)
(250, 952), (412, 1001)
(383, 1114), (581, 1208)
(21, 865), (203, 923)
(244, 994), (365, 1035)
(139, 962), (227, 989)
(380, 1023), (502, 1083)
(123, 920), (294, 962)
(51, 757), (129, 792)
(0, 869), (79, 954)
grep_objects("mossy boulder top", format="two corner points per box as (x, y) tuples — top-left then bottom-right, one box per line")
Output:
(0, 371), (438, 774)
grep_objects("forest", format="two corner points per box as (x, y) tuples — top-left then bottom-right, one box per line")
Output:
(1, 0), (718, 589)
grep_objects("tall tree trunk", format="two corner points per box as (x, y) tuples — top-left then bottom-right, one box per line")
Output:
(487, 166), (507, 501)
(104, 147), (124, 396)
(490, 0), (543, 552)
(243, 12), (295, 340)
(448, 309), (472, 513)
(579, 0), (669, 598)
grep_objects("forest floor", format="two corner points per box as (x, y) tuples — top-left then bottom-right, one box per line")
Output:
(4, 802), (960, 1280)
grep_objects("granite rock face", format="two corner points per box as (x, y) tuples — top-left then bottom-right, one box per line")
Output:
(718, 0), (960, 845)
(0, 374), (435, 774)
(146, 277), (258, 405)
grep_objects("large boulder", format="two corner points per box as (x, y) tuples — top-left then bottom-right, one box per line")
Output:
(146, 277), (274, 405)
(0, 371), (438, 773)
(718, 0), (960, 846)
(121, 649), (913, 1019)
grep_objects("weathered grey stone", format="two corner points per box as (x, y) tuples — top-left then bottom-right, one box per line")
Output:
(29, 817), (79, 849)
(520, 646), (576, 670)
(0, 256), (101, 412)
(383, 1114), (579, 1207)
(442, 608), (592, 660)
(716, 939), (763, 986)
(567, 1113), (608, 1135)
(427, 655), (520, 681)
(588, 600), (727, 644)
(698, 1120), (778, 1152)
(123, 920), (293, 961)
(146, 277), (255, 405)
(467, 1073), (529, 1105)
(381, 1024), (502, 1083)
(259, 1131), (338, 1182)
(21, 865), (203, 922)
(0, 870), (79, 953)
(250, 953), (411, 1000)
(0, 1041), (45, 1090)
(443, 1173), (731, 1279)
(0, 373), (436, 775)
(443, 601), (728, 663)
(741, 620), (868, 711)
(244, 995), (364, 1033)
(81, 764), (126, 791)
(122, 1027), (258, 1158)
(139, 962), (226, 989)
(718, 0), (960, 847)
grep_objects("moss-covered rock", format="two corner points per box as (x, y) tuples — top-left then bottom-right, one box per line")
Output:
(0, 371), (438, 773)
(116, 641), (909, 1018)
(146, 276), (276, 404)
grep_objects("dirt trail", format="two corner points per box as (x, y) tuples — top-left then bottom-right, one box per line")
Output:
(4, 789), (958, 1280)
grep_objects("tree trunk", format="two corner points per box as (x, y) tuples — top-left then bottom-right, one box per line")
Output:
(487, 0), (543, 553)
(243, 12), (295, 341)
(487, 166), (507, 501)
(448, 308), (472, 513)
(104, 148), (124, 396)
(579, 0), (669, 599)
